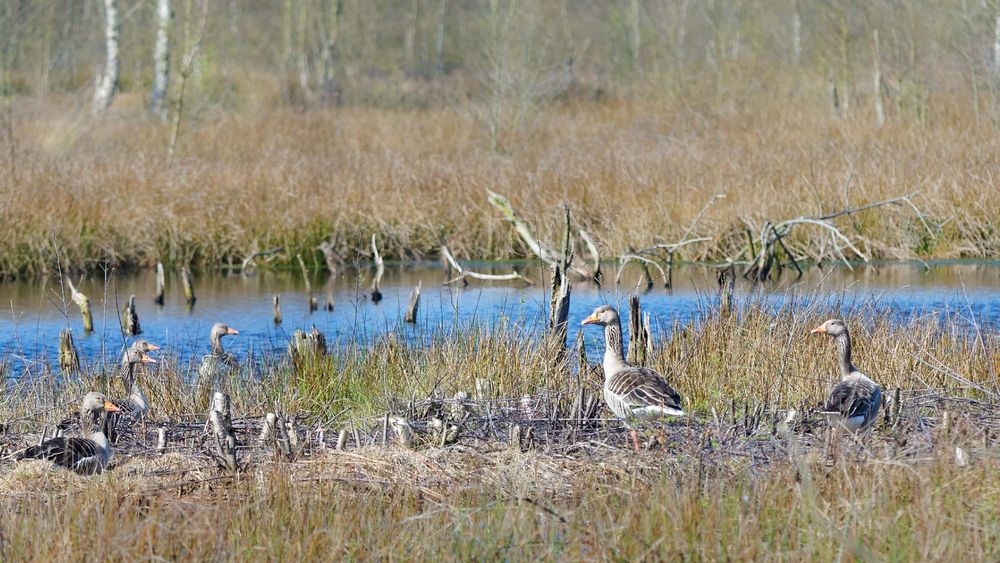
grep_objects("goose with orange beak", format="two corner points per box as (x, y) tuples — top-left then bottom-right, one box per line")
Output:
(107, 343), (160, 443)
(17, 392), (121, 475)
(582, 305), (684, 452)
(199, 323), (240, 381)
(810, 319), (882, 433)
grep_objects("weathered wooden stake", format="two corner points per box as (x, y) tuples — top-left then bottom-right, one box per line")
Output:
(388, 416), (414, 448)
(58, 328), (80, 373)
(547, 206), (573, 351)
(627, 295), (650, 366)
(297, 254), (318, 312)
(209, 392), (237, 472)
(403, 281), (421, 323)
(576, 329), (588, 379)
(156, 427), (167, 452)
(123, 294), (141, 336)
(336, 428), (348, 450)
(371, 234), (384, 303)
(154, 262), (165, 305)
(180, 266), (196, 305)
(66, 279), (93, 334)
(273, 294), (282, 325)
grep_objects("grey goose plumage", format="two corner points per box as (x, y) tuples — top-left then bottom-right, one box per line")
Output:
(198, 323), (240, 381)
(582, 305), (684, 451)
(17, 392), (121, 475)
(810, 318), (882, 433)
(106, 340), (159, 443)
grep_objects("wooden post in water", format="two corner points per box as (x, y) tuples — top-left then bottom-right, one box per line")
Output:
(123, 294), (141, 336)
(209, 392), (237, 472)
(180, 266), (196, 305)
(371, 234), (384, 303)
(273, 294), (282, 325)
(547, 206), (573, 351)
(58, 328), (80, 372)
(404, 281), (421, 323)
(154, 262), (165, 305)
(627, 294), (650, 366)
(297, 254), (318, 312)
(66, 279), (93, 334)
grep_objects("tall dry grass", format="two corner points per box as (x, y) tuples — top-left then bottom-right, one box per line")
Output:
(0, 92), (997, 278)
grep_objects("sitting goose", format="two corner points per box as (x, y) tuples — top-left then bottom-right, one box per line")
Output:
(107, 342), (159, 443)
(810, 319), (882, 433)
(198, 323), (240, 381)
(17, 392), (120, 475)
(582, 305), (684, 451)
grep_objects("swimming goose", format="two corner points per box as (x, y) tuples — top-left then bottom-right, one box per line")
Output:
(17, 392), (120, 475)
(810, 319), (882, 433)
(107, 342), (159, 443)
(198, 323), (240, 380)
(582, 305), (684, 451)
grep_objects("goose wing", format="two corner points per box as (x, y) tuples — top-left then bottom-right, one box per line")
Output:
(106, 398), (142, 443)
(17, 436), (105, 473)
(824, 375), (882, 424)
(606, 367), (684, 419)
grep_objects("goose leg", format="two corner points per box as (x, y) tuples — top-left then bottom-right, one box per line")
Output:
(630, 429), (640, 452)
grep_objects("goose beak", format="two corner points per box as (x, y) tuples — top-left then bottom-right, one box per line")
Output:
(146, 343), (161, 352)
(141, 354), (158, 364)
(581, 314), (600, 326)
(226, 328), (240, 335)
(809, 325), (827, 334)
(103, 400), (121, 412)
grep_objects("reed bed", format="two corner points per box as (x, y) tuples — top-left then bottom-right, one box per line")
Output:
(1, 94), (998, 278)
(0, 290), (996, 559)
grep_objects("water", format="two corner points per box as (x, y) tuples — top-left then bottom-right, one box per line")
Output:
(1, 261), (998, 373)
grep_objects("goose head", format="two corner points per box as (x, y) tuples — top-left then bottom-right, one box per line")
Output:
(809, 318), (849, 338)
(581, 305), (620, 327)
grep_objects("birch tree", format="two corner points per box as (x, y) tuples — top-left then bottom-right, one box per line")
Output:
(150, 0), (172, 118)
(93, 0), (120, 114)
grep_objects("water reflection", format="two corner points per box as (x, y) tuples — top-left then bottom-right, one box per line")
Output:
(0, 261), (997, 373)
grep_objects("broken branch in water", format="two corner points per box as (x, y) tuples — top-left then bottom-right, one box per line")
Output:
(240, 246), (285, 274)
(440, 245), (532, 285)
(65, 278), (93, 334)
(486, 190), (596, 280)
(742, 192), (930, 282)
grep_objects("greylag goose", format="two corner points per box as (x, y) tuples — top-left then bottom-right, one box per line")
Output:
(17, 392), (120, 475)
(106, 342), (159, 443)
(810, 319), (882, 433)
(582, 305), (684, 451)
(198, 323), (240, 380)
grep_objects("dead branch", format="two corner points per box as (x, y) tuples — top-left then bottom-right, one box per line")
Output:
(441, 245), (532, 285)
(486, 190), (595, 280)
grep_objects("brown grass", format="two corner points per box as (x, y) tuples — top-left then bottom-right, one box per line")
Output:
(1, 93), (997, 278)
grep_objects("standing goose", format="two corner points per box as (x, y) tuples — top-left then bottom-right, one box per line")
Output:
(810, 319), (882, 433)
(582, 305), (684, 451)
(198, 323), (240, 381)
(17, 392), (120, 475)
(107, 342), (159, 443)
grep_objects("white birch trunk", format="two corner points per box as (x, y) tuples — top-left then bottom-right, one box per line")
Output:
(629, 0), (641, 70)
(435, 0), (447, 73)
(792, 0), (801, 64)
(873, 29), (885, 128)
(994, 12), (1000, 74)
(150, 0), (172, 117)
(93, 0), (121, 114)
